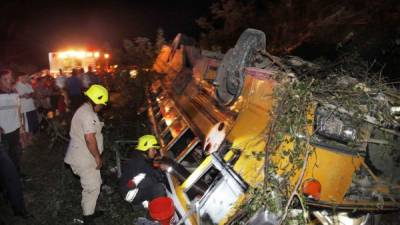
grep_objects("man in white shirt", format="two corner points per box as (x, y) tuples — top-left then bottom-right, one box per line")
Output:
(0, 70), (22, 172)
(15, 72), (39, 147)
(55, 69), (67, 89)
(0, 69), (33, 220)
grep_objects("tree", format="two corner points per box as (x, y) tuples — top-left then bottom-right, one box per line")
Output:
(113, 27), (168, 68)
(154, 28), (166, 55)
(196, 0), (256, 51)
(120, 37), (155, 67)
(197, 0), (400, 55)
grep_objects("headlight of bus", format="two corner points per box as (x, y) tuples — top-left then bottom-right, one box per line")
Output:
(315, 107), (357, 143)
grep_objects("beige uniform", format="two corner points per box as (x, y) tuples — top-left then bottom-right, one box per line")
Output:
(64, 103), (104, 216)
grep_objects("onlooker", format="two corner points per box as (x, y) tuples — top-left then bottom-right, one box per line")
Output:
(0, 141), (32, 219)
(0, 70), (22, 173)
(55, 69), (68, 118)
(81, 66), (100, 90)
(87, 66), (100, 86)
(15, 72), (39, 148)
(44, 75), (59, 117)
(66, 68), (83, 112)
(103, 70), (113, 91)
(80, 68), (91, 89)
(57, 94), (67, 117)
(55, 69), (67, 89)
(34, 77), (52, 112)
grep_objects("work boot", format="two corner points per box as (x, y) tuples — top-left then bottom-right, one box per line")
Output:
(92, 210), (104, 218)
(83, 211), (103, 225)
(83, 215), (95, 225)
(14, 209), (34, 219)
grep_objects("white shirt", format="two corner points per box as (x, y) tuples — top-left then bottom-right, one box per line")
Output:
(0, 93), (21, 134)
(55, 75), (67, 89)
(15, 82), (36, 113)
(64, 103), (104, 167)
(80, 73), (91, 88)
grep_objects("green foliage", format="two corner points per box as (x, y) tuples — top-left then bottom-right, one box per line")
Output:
(155, 28), (166, 54)
(196, 0), (256, 50)
(113, 28), (166, 68)
(244, 184), (283, 215)
(122, 37), (155, 67)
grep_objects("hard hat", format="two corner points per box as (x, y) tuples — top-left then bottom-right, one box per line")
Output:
(136, 135), (160, 151)
(84, 84), (109, 105)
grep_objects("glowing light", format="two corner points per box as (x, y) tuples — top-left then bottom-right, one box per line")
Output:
(56, 50), (96, 58)
(130, 69), (138, 78)
(75, 51), (86, 58)
(104, 53), (110, 59)
(94, 52), (100, 58)
(66, 50), (75, 57)
(58, 52), (67, 59)
(166, 167), (173, 173)
(165, 118), (173, 126)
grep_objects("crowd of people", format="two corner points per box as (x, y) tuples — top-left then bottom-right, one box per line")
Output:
(1, 66), (172, 225)
(0, 66), (113, 224)
(31, 66), (114, 119)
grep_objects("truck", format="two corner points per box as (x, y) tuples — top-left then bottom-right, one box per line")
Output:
(48, 50), (110, 74)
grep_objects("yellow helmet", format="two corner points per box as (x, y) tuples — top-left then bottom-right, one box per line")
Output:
(136, 135), (160, 151)
(85, 84), (109, 105)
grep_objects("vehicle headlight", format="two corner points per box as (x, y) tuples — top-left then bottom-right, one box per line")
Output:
(315, 107), (357, 143)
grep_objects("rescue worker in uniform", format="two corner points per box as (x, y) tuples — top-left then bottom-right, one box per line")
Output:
(119, 135), (166, 207)
(64, 84), (108, 225)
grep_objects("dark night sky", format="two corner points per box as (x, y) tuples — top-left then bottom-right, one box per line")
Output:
(0, 0), (214, 66)
(1, 0), (399, 74)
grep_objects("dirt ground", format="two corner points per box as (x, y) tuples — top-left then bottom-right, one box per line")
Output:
(1, 133), (145, 225)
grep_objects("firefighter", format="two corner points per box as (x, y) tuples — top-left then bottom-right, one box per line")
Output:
(64, 84), (108, 225)
(119, 135), (166, 207)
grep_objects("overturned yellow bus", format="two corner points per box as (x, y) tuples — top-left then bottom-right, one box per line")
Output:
(146, 29), (400, 225)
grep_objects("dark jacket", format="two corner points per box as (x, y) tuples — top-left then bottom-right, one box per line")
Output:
(119, 151), (165, 204)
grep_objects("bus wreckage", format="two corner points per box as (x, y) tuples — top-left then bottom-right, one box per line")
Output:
(142, 29), (400, 224)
